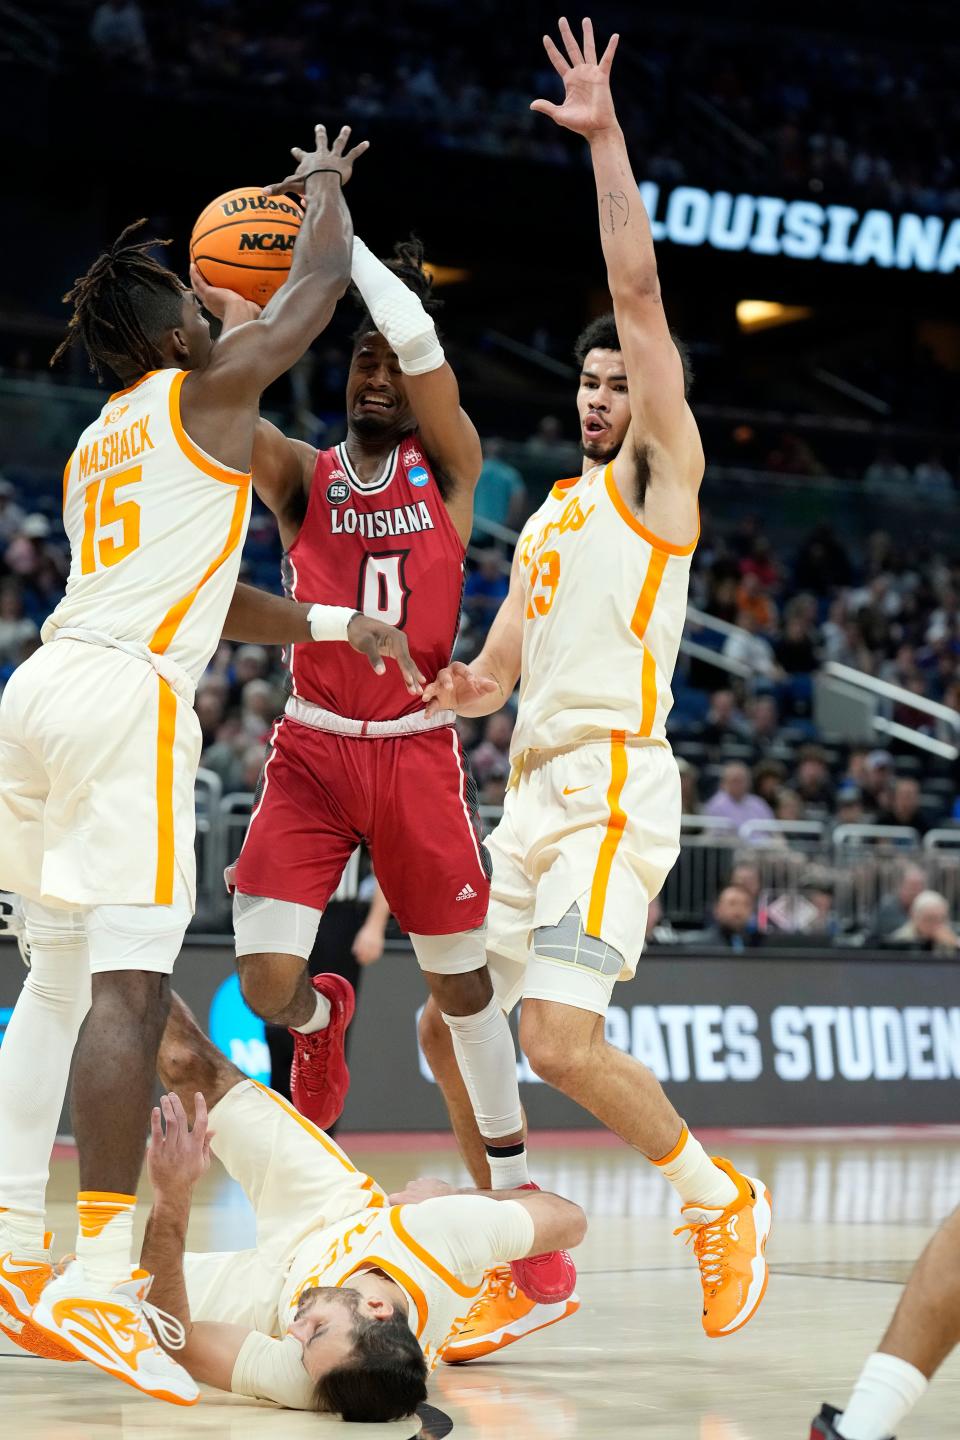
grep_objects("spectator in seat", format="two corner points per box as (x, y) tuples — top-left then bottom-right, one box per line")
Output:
(834, 782), (866, 826)
(723, 610), (783, 682)
(875, 777), (929, 835)
(702, 688), (751, 744)
(863, 446), (910, 495)
(472, 437), (528, 536)
(861, 749), (895, 805)
(774, 788), (806, 822)
(775, 599), (820, 674)
(753, 759), (787, 808)
(914, 451), (954, 501)
(0, 478), (25, 543)
(873, 862), (929, 937)
(891, 890), (959, 955)
(691, 885), (756, 950)
(470, 710), (514, 787)
(677, 756), (701, 815)
(794, 750), (834, 811)
(645, 895), (679, 945)
(463, 550), (509, 633)
(704, 761), (774, 835)
(0, 581), (38, 667)
(745, 694), (780, 745)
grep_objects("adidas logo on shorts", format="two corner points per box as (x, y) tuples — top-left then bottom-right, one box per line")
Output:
(455, 884), (478, 902)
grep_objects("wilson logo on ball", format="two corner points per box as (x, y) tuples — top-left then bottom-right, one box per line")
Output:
(222, 196), (302, 219)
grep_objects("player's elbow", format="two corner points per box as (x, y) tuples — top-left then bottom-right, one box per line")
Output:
(561, 1199), (588, 1250)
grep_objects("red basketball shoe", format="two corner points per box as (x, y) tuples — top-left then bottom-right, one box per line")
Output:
(509, 1182), (578, 1303)
(289, 974), (356, 1131)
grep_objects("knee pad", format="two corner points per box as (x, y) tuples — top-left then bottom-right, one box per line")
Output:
(410, 927), (487, 975)
(533, 904), (624, 978)
(233, 892), (323, 960)
(21, 902), (91, 1013)
(528, 903), (624, 1016)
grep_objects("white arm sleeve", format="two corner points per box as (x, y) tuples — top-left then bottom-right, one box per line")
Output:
(351, 237), (445, 377)
(231, 1332), (317, 1410)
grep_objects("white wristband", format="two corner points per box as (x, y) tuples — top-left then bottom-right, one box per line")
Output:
(307, 604), (358, 642)
(352, 236), (446, 377)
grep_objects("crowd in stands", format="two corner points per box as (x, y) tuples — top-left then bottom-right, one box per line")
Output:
(44, 3), (958, 213)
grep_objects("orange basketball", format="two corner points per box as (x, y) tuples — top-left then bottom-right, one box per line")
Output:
(190, 187), (304, 305)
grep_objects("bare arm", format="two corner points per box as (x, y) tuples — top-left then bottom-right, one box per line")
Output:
(533, 21), (702, 539)
(222, 582), (426, 694)
(422, 546), (524, 718)
(141, 1095), (252, 1390)
(181, 125), (366, 470)
(352, 880), (390, 966)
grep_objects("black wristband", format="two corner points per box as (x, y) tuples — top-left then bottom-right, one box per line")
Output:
(302, 167), (344, 188)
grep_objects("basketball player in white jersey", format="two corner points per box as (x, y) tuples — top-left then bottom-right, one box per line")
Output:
(0, 125), (419, 1405)
(132, 993), (585, 1422)
(419, 19), (773, 1361)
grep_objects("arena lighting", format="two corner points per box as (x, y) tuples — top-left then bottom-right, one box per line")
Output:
(638, 181), (960, 273)
(736, 300), (813, 332)
(422, 262), (470, 286)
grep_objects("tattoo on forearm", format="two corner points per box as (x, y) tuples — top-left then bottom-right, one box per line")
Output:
(600, 190), (630, 233)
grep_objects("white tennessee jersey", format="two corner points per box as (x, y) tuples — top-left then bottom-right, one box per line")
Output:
(511, 462), (696, 758)
(45, 368), (251, 686)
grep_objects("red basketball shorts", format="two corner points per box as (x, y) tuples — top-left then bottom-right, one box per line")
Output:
(233, 717), (491, 935)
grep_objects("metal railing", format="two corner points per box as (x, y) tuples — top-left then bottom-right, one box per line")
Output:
(819, 663), (960, 761)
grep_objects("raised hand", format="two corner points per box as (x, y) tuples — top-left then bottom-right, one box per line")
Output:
(263, 123), (370, 197)
(530, 16), (620, 140)
(147, 1092), (213, 1200)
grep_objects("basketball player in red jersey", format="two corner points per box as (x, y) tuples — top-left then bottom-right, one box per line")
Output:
(192, 228), (574, 1310)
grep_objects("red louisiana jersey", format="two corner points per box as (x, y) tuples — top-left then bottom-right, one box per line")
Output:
(282, 435), (466, 720)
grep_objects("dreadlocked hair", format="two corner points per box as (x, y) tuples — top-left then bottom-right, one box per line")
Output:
(350, 235), (444, 347)
(50, 219), (185, 383)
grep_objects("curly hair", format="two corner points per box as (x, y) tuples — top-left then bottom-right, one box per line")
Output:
(50, 220), (184, 382)
(574, 310), (694, 397)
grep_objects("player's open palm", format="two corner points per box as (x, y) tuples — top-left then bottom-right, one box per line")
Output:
(263, 123), (370, 197)
(422, 661), (501, 718)
(148, 1092), (213, 1199)
(531, 17), (620, 140)
(347, 614), (426, 696)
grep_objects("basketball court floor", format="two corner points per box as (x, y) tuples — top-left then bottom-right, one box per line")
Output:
(3, 1130), (959, 1439)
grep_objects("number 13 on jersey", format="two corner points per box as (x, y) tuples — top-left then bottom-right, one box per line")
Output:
(526, 548), (560, 619)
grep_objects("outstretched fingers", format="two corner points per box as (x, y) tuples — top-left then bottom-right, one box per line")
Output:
(542, 31), (570, 77)
(581, 15), (597, 65)
(599, 31), (619, 71)
(558, 15), (585, 66)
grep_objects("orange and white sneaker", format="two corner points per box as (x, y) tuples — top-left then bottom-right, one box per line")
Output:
(674, 1157), (772, 1338)
(31, 1260), (199, 1404)
(0, 1238), (79, 1362)
(441, 1265), (580, 1364)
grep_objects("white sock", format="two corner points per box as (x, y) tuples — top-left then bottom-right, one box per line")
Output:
(0, 908), (90, 1230)
(837, 1353), (928, 1440)
(486, 1146), (531, 1190)
(0, 1206), (47, 1259)
(292, 991), (331, 1035)
(441, 996), (524, 1145)
(76, 1195), (136, 1289)
(654, 1123), (739, 1208)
